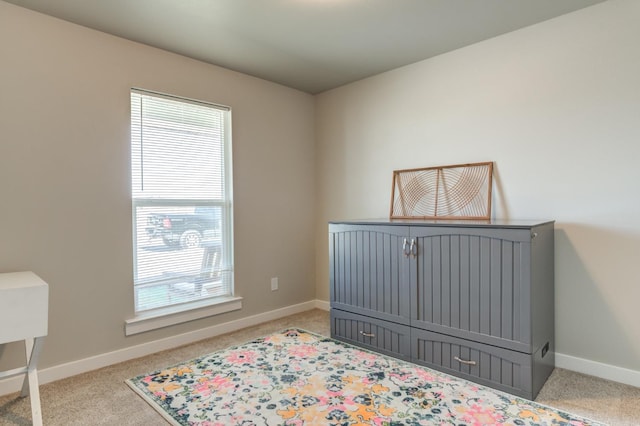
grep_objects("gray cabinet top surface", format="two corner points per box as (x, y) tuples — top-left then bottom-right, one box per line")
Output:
(329, 218), (554, 229)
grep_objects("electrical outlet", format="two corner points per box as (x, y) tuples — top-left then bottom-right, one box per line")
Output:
(270, 277), (278, 291)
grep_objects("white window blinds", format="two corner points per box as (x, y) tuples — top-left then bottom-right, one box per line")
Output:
(131, 89), (233, 313)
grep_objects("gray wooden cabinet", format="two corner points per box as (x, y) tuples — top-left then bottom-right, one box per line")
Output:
(329, 220), (555, 400)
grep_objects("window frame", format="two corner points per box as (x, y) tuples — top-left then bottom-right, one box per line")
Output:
(126, 88), (239, 334)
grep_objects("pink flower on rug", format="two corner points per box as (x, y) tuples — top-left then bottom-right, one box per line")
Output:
(193, 375), (234, 397)
(316, 391), (357, 413)
(460, 403), (504, 425)
(288, 344), (318, 358)
(226, 350), (258, 364)
(353, 350), (379, 362)
(389, 371), (412, 382)
(373, 416), (391, 426)
(413, 368), (438, 383)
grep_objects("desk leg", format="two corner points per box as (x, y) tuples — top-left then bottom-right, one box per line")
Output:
(20, 337), (45, 426)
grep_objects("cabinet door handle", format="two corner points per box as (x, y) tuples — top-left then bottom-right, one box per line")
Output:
(402, 238), (409, 257)
(359, 331), (376, 338)
(409, 238), (417, 258)
(454, 356), (477, 366)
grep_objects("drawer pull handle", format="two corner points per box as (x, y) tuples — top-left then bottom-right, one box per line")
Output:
(409, 238), (417, 258)
(359, 331), (376, 338)
(454, 356), (477, 366)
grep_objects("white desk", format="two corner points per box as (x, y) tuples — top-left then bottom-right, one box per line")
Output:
(0, 271), (48, 426)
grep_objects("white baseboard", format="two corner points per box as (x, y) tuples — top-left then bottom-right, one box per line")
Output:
(3, 303), (637, 397)
(0, 299), (323, 397)
(555, 352), (640, 388)
(314, 299), (330, 311)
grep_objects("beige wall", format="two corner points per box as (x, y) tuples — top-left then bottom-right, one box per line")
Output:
(0, 2), (316, 369)
(2, 0), (639, 384)
(315, 0), (640, 372)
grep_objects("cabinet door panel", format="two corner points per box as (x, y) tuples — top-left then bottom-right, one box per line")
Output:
(331, 309), (411, 360)
(329, 224), (410, 324)
(411, 227), (531, 351)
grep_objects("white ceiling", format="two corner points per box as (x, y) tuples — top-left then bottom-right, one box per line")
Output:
(5, 0), (606, 94)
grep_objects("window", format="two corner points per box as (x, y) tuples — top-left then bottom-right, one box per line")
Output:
(130, 89), (233, 315)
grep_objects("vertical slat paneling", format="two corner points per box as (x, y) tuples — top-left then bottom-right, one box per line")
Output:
(329, 233), (335, 302)
(332, 309), (411, 359)
(383, 325), (388, 350)
(357, 231), (363, 308)
(337, 232), (345, 305)
(450, 344), (459, 370)
(470, 349), (480, 376)
(490, 238), (502, 337)
(441, 235), (451, 327)
(340, 232), (347, 305)
(411, 230), (529, 348)
(501, 241), (514, 341)
(450, 235), (460, 329)
(376, 232), (384, 313)
(391, 235), (399, 316)
(491, 355), (501, 383)
(410, 328), (532, 397)
(344, 232), (357, 305)
(469, 236), (480, 333)
(480, 352), (491, 379)
(460, 235), (470, 332)
(513, 242), (521, 342)
(513, 363), (521, 389)
(433, 341), (442, 365)
(382, 234), (393, 312)
(350, 231), (357, 307)
(368, 232), (376, 313)
(363, 231), (370, 311)
(432, 236), (441, 324)
(442, 342), (451, 368)
(423, 236), (433, 323)
(385, 328), (392, 352)
(426, 340), (433, 363)
(519, 241), (532, 345)
(351, 318), (358, 342)
(479, 237), (491, 335)
(460, 346), (471, 374)
(502, 359), (513, 388)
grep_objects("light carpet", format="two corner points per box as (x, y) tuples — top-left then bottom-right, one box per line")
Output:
(126, 329), (605, 425)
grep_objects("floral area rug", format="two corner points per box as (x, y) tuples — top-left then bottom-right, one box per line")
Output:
(126, 329), (605, 426)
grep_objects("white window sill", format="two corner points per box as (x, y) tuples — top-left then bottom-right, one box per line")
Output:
(125, 296), (242, 336)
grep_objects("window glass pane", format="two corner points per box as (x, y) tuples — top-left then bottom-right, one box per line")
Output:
(131, 90), (232, 313)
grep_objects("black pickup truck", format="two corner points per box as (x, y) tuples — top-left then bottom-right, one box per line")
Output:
(146, 207), (220, 249)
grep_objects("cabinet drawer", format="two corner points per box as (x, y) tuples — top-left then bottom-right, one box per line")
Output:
(331, 309), (411, 360)
(411, 329), (534, 399)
